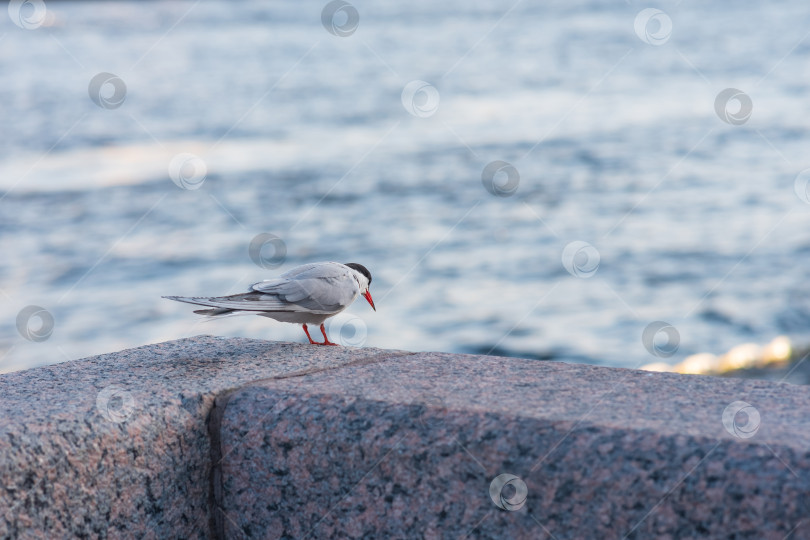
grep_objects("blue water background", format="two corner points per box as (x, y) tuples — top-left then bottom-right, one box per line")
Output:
(2, 0), (810, 372)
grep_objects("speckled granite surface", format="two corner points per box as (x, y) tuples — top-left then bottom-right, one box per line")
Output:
(0, 336), (405, 538)
(2, 337), (810, 539)
(216, 352), (810, 540)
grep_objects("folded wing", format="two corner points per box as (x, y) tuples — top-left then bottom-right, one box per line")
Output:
(250, 273), (358, 314)
(163, 263), (359, 315)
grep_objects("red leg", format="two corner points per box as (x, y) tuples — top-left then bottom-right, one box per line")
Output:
(320, 323), (338, 346)
(302, 324), (318, 345)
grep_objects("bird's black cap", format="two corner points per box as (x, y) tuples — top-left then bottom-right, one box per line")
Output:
(344, 263), (372, 284)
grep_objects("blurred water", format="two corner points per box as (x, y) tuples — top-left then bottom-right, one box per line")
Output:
(2, 0), (810, 372)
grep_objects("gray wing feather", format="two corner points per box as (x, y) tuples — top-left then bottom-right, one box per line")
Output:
(163, 262), (359, 315)
(163, 294), (290, 311)
(164, 292), (337, 313)
(250, 274), (358, 313)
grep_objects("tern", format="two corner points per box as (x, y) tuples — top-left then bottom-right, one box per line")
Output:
(163, 262), (375, 346)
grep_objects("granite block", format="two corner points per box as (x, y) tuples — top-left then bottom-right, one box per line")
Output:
(215, 352), (810, 539)
(0, 336), (406, 538)
(3, 336), (809, 539)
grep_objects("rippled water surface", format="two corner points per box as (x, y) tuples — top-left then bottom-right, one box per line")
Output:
(2, 0), (810, 372)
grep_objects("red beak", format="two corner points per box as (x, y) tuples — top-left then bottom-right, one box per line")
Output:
(362, 290), (376, 311)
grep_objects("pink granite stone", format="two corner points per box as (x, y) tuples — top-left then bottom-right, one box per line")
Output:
(0, 336), (399, 538)
(214, 352), (810, 539)
(2, 337), (809, 538)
